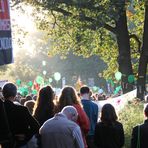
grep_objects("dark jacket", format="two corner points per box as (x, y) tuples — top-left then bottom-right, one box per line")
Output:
(4, 100), (39, 147)
(131, 119), (148, 148)
(0, 99), (11, 145)
(94, 121), (124, 148)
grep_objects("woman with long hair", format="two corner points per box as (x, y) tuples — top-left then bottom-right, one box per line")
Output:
(94, 103), (124, 148)
(57, 86), (90, 148)
(33, 85), (55, 126)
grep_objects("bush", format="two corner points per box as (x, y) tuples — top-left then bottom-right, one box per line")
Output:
(119, 100), (144, 147)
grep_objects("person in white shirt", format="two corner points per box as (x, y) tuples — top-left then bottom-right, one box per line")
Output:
(40, 105), (84, 148)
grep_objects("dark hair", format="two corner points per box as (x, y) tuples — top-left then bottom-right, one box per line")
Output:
(24, 100), (35, 114)
(144, 104), (148, 117)
(58, 86), (80, 111)
(33, 85), (55, 125)
(25, 95), (32, 101)
(20, 98), (26, 105)
(101, 104), (118, 124)
(2, 83), (17, 99)
(80, 86), (90, 94)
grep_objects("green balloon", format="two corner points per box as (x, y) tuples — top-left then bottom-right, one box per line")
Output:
(18, 87), (28, 96)
(54, 72), (61, 81)
(115, 72), (122, 81)
(16, 79), (21, 86)
(18, 87), (23, 93)
(49, 78), (53, 83)
(108, 79), (114, 87)
(36, 76), (44, 84)
(28, 81), (33, 87)
(32, 89), (38, 95)
(128, 75), (135, 83)
(116, 86), (122, 92)
(114, 89), (119, 95)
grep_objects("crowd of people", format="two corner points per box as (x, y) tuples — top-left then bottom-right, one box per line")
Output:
(0, 82), (148, 148)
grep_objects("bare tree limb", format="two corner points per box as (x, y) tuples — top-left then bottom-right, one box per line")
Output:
(104, 24), (116, 34)
(52, 7), (116, 33)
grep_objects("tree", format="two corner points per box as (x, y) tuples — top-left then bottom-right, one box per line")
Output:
(137, 1), (148, 100)
(1, 4), (107, 88)
(11, 0), (147, 99)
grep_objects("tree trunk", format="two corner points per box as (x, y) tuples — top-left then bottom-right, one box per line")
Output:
(137, 3), (148, 100)
(115, 3), (134, 94)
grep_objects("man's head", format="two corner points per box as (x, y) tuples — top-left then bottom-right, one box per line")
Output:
(80, 86), (90, 99)
(2, 83), (17, 100)
(80, 86), (90, 95)
(61, 106), (78, 122)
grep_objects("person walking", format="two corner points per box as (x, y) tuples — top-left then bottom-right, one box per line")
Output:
(80, 86), (98, 148)
(2, 83), (39, 148)
(33, 85), (55, 147)
(40, 105), (84, 148)
(0, 98), (12, 148)
(56, 86), (90, 148)
(33, 85), (55, 126)
(94, 103), (124, 148)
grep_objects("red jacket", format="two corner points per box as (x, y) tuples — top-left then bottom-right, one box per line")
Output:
(73, 104), (90, 148)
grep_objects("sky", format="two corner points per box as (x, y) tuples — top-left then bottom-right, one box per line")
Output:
(10, 5), (37, 56)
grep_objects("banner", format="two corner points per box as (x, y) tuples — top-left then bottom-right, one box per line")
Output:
(0, 0), (13, 65)
(95, 89), (137, 113)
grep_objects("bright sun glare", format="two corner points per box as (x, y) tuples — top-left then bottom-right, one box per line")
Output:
(11, 5), (36, 32)
(11, 5), (37, 56)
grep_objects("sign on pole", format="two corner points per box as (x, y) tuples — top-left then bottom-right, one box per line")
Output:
(0, 0), (13, 65)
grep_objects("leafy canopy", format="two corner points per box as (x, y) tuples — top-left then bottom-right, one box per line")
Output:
(11, 0), (145, 79)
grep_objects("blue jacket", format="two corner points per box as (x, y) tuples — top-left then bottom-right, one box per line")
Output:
(81, 99), (98, 135)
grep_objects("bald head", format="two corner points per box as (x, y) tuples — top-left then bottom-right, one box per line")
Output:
(61, 106), (78, 122)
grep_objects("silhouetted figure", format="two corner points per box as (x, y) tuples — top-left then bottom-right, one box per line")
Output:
(0, 99), (12, 147)
(2, 83), (39, 148)
(80, 86), (98, 148)
(33, 85), (55, 126)
(131, 104), (148, 148)
(94, 103), (124, 148)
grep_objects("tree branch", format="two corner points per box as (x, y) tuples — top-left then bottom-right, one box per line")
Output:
(52, 7), (116, 33)
(51, 10), (57, 29)
(103, 24), (116, 34)
(52, 0), (99, 10)
(129, 34), (141, 53)
(53, 8), (72, 16)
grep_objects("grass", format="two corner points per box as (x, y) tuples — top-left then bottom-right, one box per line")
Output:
(118, 100), (144, 147)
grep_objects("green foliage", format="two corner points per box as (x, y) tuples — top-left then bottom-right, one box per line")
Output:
(11, 0), (146, 82)
(36, 76), (44, 84)
(21, 1), (135, 78)
(119, 101), (144, 147)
